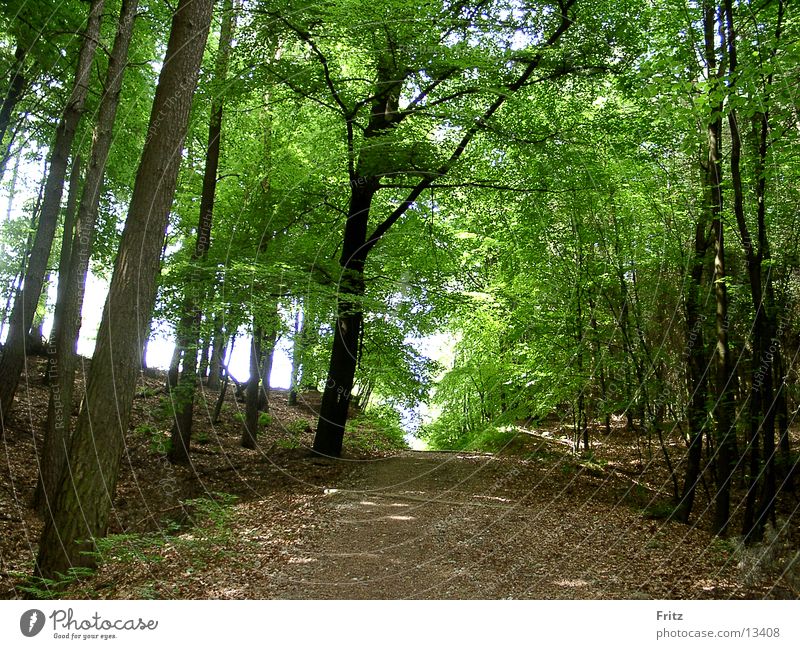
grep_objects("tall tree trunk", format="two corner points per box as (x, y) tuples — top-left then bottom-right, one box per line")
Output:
(704, 1), (736, 537)
(723, 0), (784, 541)
(35, 0), (213, 578)
(27, 286), (48, 355)
(674, 212), (710, 523)
(0, 0), (105, 425)
(197, 334), (210, 381)
(169, 0), (234, 462)
(212, 332), (236, 423)
(42, 153), (81, 384)
(313, 182), (375, 456)
(750, 1), (785, 533)
(1, 157), (44, 341)
(33, 0), (139, 515)
(258, 325), (278, 412)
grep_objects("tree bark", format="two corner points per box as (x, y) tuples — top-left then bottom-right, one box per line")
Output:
(35, 0), (213, 578)
(0, 0), (105, 425)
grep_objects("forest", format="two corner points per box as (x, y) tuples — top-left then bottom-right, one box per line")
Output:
(0, 0), (798, 599)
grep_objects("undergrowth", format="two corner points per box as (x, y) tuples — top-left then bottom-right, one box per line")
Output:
(344, 405), (408, 453)
(14, 492), (239, 599)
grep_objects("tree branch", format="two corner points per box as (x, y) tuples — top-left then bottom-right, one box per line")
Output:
(362, 0), (577, 256)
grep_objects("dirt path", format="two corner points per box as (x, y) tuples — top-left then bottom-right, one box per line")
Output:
(258, 451), (745, 599)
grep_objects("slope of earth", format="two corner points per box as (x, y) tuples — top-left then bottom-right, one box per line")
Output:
(0, 358), (792, 599)
(241, 451), (766, 599)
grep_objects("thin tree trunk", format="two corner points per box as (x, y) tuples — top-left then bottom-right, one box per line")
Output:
(241, 325), (262, 449)
(206, 312), (225, 389)
(35, 0), (213, 578)
(288, 302), (303, 406)
(43, 153), (81, 384)
(705, 1), (735, 537)
(259, 325), (278, 412)
(675, 175), (712, 523)
(212, 332), (236, 423)
(0, 0), (105, 424)
(170, 0), (234, 461)
(33, 0), (139, 515)
(313, 182), (374, 456)
(197, 334), (210, 381)
(0, 45), (26, 150)
(1, 157), (44, 341)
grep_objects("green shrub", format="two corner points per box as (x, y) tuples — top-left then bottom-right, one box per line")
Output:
(345, 404), (408, 452)
(286, 417), (311, 436)
(13, 568), (95, 599)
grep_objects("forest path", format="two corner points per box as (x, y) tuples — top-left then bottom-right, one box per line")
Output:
(260, 450), (736, 599)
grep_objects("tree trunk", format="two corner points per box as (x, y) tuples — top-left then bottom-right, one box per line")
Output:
(674, 178), (711, 524)
(212, 332), (236, 424)
(170, 0), (234, 461)
(313, 182), (376, 457)
(26, 301), (47, 356)
(42, 153), (81, 384)
(0, 0), (105, 424)
(197, 334), (210, 381)
(288, 302), (303, 406)
(206, 312), (225, 389)
(724, 0), (784, 541)
(241, 326), (262, 449)
(0, 45), (26, 151)
(259, 325), (278, 412)
(35, 0), (213, 579)
(704, 2), (736, 536)
(33, 0), (139, 515)
(1, 157), (43, 342)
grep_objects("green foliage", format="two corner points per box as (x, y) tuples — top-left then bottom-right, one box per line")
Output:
(91, 493), (239, 575)
(344, 405), (408, 453)
(285, 417), (311, 436)
(13, 568), (96, 600)
(134, 423), (171, 455)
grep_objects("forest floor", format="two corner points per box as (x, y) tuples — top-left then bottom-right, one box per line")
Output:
(1, 358), (797, 599)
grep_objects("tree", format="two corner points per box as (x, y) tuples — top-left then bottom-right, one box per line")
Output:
(254, 0), (581, 457)
(35, 0), (214, 578)
(169, 0), (235, 464)
(0, 0), (104, 426)
(33, 0), (141, 515)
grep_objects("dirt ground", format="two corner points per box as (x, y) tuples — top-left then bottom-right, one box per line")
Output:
(0, 358), (795, 599)
(256, 451), (753, 599)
